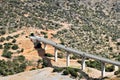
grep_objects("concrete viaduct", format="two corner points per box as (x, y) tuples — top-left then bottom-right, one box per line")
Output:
(30, 36), (120, 78)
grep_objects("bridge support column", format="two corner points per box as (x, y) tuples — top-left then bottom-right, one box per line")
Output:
(66, 53), (70, 67)
(101, 62), (105, 78)
(43, 43), (47, 50)
(54, 48), (58, 62)
(81, 57), (86, 70)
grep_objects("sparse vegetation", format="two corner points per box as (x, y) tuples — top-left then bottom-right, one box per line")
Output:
(6, 36), (13, 41)
(2, 49), (13, 58)
(0, 44), (3, 49)
(12, 39), (16, 43)
(86, 60), (115, 72)
(63, 70), (69, 75)
(0, 0), (119, 79)
(12, 44), (19, 50)
(4, 43), (12, 50)
(0, 55), (28, 76)
(53, 67), (64, 73)
(14, 34), (19, 38)
(0, 37), (5, 42)
(53, 67), (79, 78)
(42, 59), (49, 68)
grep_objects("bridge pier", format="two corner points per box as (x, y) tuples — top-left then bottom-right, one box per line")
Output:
(101, 62), (105, 78)
(81, 57), (86, 70)
(30, 36), (120, 79)
(54, 48), (58, 62)
(43, 43), (47, 50)
(66, 53), (70, 66)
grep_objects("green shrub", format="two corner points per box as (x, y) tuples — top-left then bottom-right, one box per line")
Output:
(12, 44), (19, 50)
(105, 65), (115, 72)
(2, 50), (13, 58)
(63, 70), (69, 75)
(53, 67), (64, 72)
(86, 60), (114, 72)
(42, 59), (49, 68)
(86, 60), (101, 70)
(4, 43), (12, 50)
(21, 48), (24, 52)
(70, 54), (80, 59)
(37, 59), (42, 63)
(4, 43), (12, 45)
(66, 67), (78, 78)
(12, 39), (16, 43)
(30, 33), (34, 36)
(77, 60), (82, 64)
(45, 53), (54, 57)
(6, 36), (13, 41)
(0, 30), (5, 35)
(70, 70), (78, 78)
(0, 37), (5, 42)
(17, 50), (21, 53)
(0, 44), (3, 49)
(37, 59), (42, 68)
(0, 56), (28, 76)
(20, 63), (27, 70)
(117, 42), (120, 46)
(17, 55), (26, 62)
(44, 35), (48, 38)
(116, 55), (120, 61)
(53, 67), (79, 78)
(30, 68), (36, 71)
(14, 34), (19, 38)
(41, 31), (47, 35)
(108, 47), (113, 51)
(58, 52), (64, 58)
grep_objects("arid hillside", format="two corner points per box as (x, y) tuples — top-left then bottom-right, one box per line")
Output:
(0, 27), (119, 80)
(0, 0), (120, 80)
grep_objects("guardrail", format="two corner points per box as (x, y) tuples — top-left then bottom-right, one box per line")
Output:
(30, 36), (120, 78)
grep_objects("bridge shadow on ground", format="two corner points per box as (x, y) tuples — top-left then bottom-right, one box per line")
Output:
(33, 43), (103, 80)
(36, 48), (52, 67)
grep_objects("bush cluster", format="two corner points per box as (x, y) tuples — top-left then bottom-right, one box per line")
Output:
(53, 67), (64, 73)
(0, 37), (5, 42)
(0, 44), (3, 49)
(6, 36), (13, 41)
(2, 49), (13, 58)
(4, 43), (12, 50)
(13, 34), (19, 38)
(42, 59), (49, 68)
(86, 60), (115, 72)
(11, 44), (19, 50)
(0, 55), (27, 76)
(53, 67), (79, 78)
(0, 30), (6, 35)
(12, 39), (16, 43)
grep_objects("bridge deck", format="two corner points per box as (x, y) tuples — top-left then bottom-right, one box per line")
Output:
(30, 36), (120, 66)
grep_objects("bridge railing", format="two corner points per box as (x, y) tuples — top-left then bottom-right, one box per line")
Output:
(30, 36), (120, 78)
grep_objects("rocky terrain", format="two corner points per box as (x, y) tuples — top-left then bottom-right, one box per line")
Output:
(0, 0), (120, 80)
